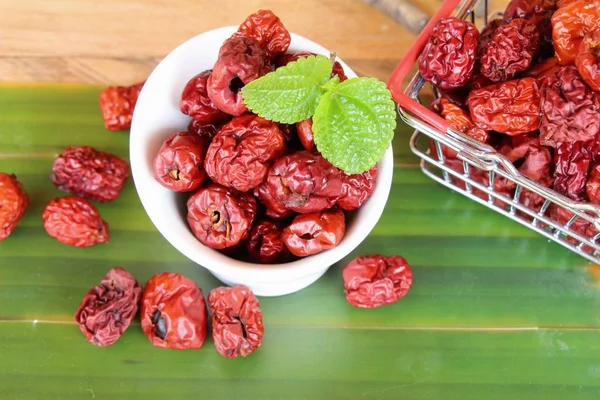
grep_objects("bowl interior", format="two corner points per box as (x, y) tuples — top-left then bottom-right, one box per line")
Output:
(130, 26), (394, 281)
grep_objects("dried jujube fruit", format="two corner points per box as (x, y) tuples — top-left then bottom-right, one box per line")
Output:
(74, 267), (142, 347)
(141, 272), (208, 350)
(99, 81), (144, 131)
(587, 164), (600, 204)
(337, 167), (378, 211)
(153, 132), (208, 192)
(253, 184), (295, 220)
(204, 114), (286, 192)
(575, 29), (600, 92)
(42, 196), (109, 248)
(233, 9), (291, 59)
(0, 173), (28, 241)
(503, 0), (556, 57)
(246, 219), (291, 264)
(296, 119), (317, 153)
(343, 255), (413, 309)
(553, 141), (593, 201)
(51, 146), (129, 202)
(282, 208), (345, 257)
(187, 183), (257, 249)
(208, 285), (264, 358)
(180, 70), (229, 124)
(551, 0), (600, 65)
(187, 119), (220, 141)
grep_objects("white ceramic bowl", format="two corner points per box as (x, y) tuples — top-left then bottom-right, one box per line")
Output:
(130, 26), (394, 296)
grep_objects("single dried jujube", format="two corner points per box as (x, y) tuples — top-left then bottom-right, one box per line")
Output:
(419, 17), (479, 90)
(99, 82), (144, 131)
(343, 255), (413, 309)
(51, 146), (129, 202)
(575, 29), (600, 92)
(276, 51), (347, 81)
(296, 119), (317, 153)
(480, 18), (540, 82)
(141, 272), (208, 350)
(43, 196), (109, 247)
(74, 267), (142, 347)
(468, 77), (541, 135)
(539, 66), (600, 147)
(233, 9), (291, 59)
(553, 141), (592, 201)
(180, 70), (230, 124)
(503, 0), (556, 57)
(153, 132), (208, 192)
(204, 114), (286, 192)
(208, 285), (264, 358)
(246, 219), (291, 264)
(257, 151), (343, 214)
(207, 37), (270, 116)
(337, 167), (378, 211)
(282, 208), (345, 257)
(0, 173), (28, 241)
(187, 183), (257, 249)
(551, 0), (600, 65)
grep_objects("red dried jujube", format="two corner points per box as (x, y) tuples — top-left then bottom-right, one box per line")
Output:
(233, 9), (291, 59)
(503, 0), (556, 57)
(553, 141), (593, 201)
(575, 29), (600, 92)
(551, 0), (600, 65)
(524, 56), (560, 82)
(99, 82), (144, 131)
(180, 70), (230, 124)
(0, 173), (28, 241)
(187, 119), (220, 141)
(51, 146), (129, 202)
(419, 17), (479, 90)
(253, 184), (295, 220)
(337, 167), (378, 211)
(74, 267), (142, 347)
(141, 272), (208, 350)
(343, 255), (413, 309)
(153, 132), (208, 192)
(208, 285), (264, 358)
(207, 37), (270, 116)
(296, 119), (317, 153)
(539, 66), (600, 147)
(282, 208), (345, 257)
(204, 114), (286, 192)
(187, 183), (257, 249)
(43, 196), (109, 247)
(468, 77), (541, 135)
(246, 219), (291, 264)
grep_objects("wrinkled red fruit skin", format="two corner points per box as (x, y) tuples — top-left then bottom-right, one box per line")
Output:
(208, 285), (264, 358)
(205, 114), (286, 192)
(503, 0), (557, 57)
(539, 66), (600, 147)
(478, 19), (505, 57)
(524, 57), (560, 82)
(587, 164), (600, 204)
(343, 255), (413, 309)
(0, 173), (28, 241)
(337, 167), (378, 211)
(99, 82), (144, 131)
(187, 183), (257, 249)
(187, 120), (220, 141)
(551, 0), (600, 65)
(246, 219), (291, 264)
(253, 184), (295, 220)
(43, 196), (109, 247)
(276, 52), (347, 81)
(282, 208), (345, 257)
(257, 151), (343, 214)
(575, 29), (600, 92)
(207, 37), (270, 116)
(468, 77), (541, 135)
(180, 70), (230, 124)
(553, 141), (593, 201)
(296, 119), (317, 153)
(141, 272), (208, 350)
(74, 267), (142, 347)
(480, 18), (540, 82)
(232, 9), (291, 59)
(51, 146), (129, 202)
(153, 132), (208, 192)
(419, 17), (479, 90)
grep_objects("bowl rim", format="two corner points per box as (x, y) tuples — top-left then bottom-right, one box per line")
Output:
(130, 26), (395, 282)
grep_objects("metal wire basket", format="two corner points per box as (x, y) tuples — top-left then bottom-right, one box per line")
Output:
(387, 0), (600, 264)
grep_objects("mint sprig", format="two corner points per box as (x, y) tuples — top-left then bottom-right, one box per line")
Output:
(241, 55), (396, 174)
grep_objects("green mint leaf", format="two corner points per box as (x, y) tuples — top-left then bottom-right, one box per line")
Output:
(313, 77), (396, 174)
(320, 75), (340, 93)
(241, 55), (333, 124)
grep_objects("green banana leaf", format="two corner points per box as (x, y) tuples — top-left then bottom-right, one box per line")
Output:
(1, 85), (599, 400)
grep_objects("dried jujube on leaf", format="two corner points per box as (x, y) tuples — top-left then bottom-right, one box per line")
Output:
(343, 255), (413, 309)
(539, 66), (600, 147)
(51, 146), (129, 202)
(575, 29), (600, 92)
(0, 173), (28, 241)
(419, 17), (479, 90)
(43, 196), (109, 248)
(99, 81), (144, 131)
(180, 70), (230, 124)
(208, 285), (264, 358)
(246, 219), (291, 264)
(204, 114), (286, 192)
(337, 166), (378, 211)
(74, 267), (142, 347)
(233, 9), (291, 59)
(153, 132), (208, 192)
(141, 272), (208, 350)
(282, 208), (345, 257)
(187, 183), (257, 249)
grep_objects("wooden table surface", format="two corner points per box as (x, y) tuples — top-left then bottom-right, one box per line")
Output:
(4, 1), (600, 400)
